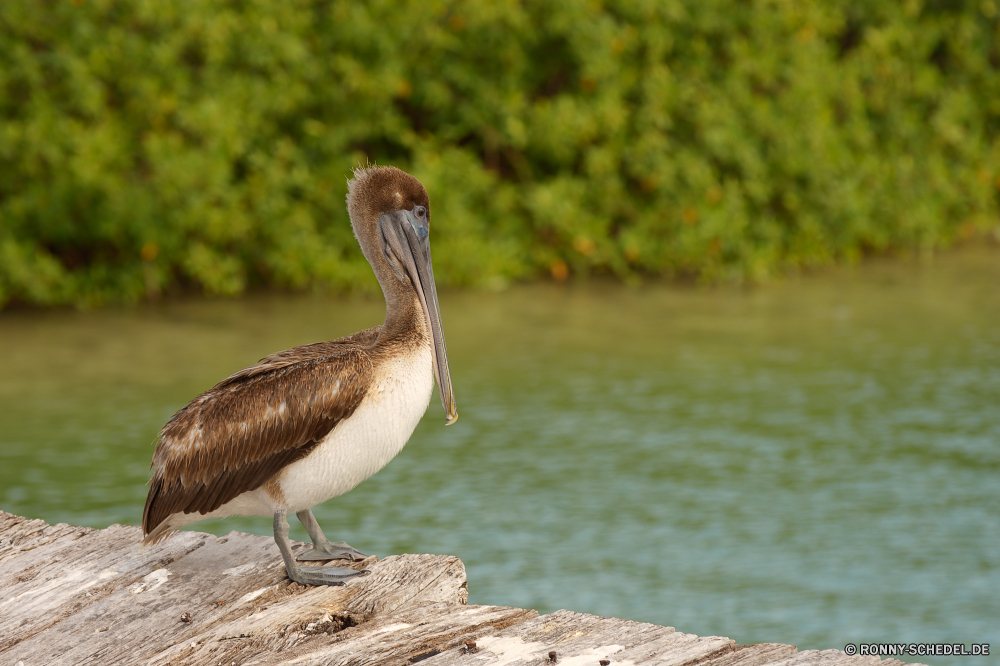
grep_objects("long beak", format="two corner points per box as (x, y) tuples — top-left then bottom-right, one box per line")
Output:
(380, 210), (458, 424)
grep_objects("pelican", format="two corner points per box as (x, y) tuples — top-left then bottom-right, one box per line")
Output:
(141, 165), (457, 586)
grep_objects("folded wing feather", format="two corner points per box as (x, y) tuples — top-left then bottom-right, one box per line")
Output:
(142, 328), (381, 539)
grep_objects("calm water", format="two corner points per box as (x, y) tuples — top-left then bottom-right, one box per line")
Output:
(1, 248), (998, 665)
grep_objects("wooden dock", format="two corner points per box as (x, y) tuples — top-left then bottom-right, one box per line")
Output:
(0, 511), (923, 666)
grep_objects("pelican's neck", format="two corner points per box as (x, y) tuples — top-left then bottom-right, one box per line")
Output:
(381, 294), (426, 342)
(373, 266), (428, 347)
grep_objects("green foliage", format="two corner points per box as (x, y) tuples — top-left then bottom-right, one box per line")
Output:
(1, 0), (998, 307)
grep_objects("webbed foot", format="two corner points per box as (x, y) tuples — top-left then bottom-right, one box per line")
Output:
(275, 512), (370, 587)
(296, 541), (368, 562)
(290, 565), (370, 587)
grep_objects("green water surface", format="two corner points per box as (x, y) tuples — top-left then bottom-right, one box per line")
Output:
(1, 248), (998, 665)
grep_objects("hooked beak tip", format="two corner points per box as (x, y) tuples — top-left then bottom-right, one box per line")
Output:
(445, 410), (458, 426)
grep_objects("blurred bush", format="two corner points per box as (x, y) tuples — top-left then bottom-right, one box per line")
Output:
(1, 0), (998, 307)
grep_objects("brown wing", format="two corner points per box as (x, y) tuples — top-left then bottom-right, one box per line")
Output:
(216, 326), (381, 386)
(142, 334), (379, 537)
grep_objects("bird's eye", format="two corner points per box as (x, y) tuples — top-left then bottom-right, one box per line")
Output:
(414, 205), (426, 219)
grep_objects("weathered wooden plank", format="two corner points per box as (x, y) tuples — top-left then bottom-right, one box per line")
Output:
(418, 609), (735, 666)
(344, 552), (469, 617)
(0, 513), (92, 558)
(694, 643), (798, 666)
(0, 514), (930, 666)
(0, 516), (210, 653)
(148, 601), (536, 666)
(767, 650), (927, 666)
(0, 511), (488, 665)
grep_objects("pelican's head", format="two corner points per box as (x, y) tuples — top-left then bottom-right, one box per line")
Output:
(346, 165), (457, 425)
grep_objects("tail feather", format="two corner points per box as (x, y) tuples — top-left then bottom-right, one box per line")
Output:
(141, 513), (182, 546)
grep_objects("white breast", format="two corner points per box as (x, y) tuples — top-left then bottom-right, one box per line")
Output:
(275, 345), (434, 513)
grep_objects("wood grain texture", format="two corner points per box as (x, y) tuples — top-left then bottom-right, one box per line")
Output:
(766, 650), (927, 666)
(0, 513), (928, 666)
(696, 643), (799, 666)
(418, 609), (733, 666)
(149, 602), (536, 666)
(0, 511), (489, 665)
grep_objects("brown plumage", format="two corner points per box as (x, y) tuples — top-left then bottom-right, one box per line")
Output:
(140, 166), (457, 588)
(142, 328), (379, 540)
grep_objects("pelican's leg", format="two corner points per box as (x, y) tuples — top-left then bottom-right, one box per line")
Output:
(294, 508), (368, 562)
(273, 512), (367, 586)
